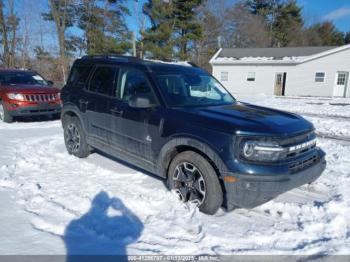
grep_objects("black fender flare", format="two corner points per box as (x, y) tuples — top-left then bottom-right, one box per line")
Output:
(156, 137), (229, 179)
(60, 104), (86, 130)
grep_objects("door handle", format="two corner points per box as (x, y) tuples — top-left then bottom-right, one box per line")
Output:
(79, 99), (88, 105)
(110, 107), (123, 115)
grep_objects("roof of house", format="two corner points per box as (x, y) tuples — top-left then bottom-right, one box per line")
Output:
(210, 44), (350, 65)
(218, 46), (335, 59)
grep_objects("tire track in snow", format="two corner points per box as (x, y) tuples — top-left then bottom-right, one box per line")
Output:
(317, 133), (350, 143)
(1, 120), (350, 255)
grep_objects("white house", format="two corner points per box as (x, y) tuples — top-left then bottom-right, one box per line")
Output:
(210, 45), (350, 97)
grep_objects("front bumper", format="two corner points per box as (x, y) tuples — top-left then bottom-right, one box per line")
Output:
(224, 151), (326, 210)
(7, 103), (61, 117)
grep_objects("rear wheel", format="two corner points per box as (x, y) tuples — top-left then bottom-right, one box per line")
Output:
(0, 102), (14, 123)
(63, 116), (90, 158)
(168, 151), (223, 215)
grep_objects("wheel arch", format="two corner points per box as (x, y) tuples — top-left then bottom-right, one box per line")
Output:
(157, 137), (229, 181)
(61, 104), (85, 129)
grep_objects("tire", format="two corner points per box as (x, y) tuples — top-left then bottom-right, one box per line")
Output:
(168, 151), (223, 215)
(0, 101), (14, 123)
(63, 116), (90, 158)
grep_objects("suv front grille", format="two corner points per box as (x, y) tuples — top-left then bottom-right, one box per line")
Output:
(279, 131), (315, 147)
(279, 131), (317, 159)
(24, 94), (58, 102)
(289, 154), (319, 174)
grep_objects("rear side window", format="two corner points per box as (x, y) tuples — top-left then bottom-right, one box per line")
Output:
(67, 66), (92, 87)
(89, 66), (118, 96)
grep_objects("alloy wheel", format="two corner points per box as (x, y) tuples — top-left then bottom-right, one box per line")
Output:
(65, 123), (81, 153)
(172, 162), (206, 205)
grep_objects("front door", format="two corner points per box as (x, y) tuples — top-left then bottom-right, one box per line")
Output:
(110, 67), (160, 162)
(274, 73), (286, 96)
(333, 72), (349, 97)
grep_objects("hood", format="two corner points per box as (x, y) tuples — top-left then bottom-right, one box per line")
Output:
(178, 102), (314, 136)
(2, 84), (60, 94)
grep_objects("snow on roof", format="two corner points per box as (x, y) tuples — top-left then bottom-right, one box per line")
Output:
(210, 45), (350, 65)
(144, 58), (192, 67)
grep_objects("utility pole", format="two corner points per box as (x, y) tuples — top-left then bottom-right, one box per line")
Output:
(132, 31), (137, 57)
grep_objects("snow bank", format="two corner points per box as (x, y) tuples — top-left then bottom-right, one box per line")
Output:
(0, 96), (349, 255)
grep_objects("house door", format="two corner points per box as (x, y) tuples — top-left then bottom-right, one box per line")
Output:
(333, 72), (349, 97)
(274, 73), (286, 96)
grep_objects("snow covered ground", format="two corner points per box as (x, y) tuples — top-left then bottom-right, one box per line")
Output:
(0, 95), (349, 256)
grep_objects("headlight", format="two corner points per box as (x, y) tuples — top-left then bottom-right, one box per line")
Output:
(239, 139), (286, 162)
(7, 93), (25, 101)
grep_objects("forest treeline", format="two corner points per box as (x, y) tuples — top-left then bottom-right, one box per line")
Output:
(0, 0), (349, 85)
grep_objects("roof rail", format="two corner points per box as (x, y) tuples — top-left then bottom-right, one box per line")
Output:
(81, 54), (141, 62)
(187, 62), (199, 68)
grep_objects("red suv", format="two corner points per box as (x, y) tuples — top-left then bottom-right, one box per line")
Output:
(0, 69), (61, 123)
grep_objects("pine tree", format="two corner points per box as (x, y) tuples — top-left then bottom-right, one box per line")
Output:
(173, 0), (203, 60)
(247, 0), (274, 17)
(77, 0), (131, 55)
(273, 0), (303, 47)
(308, 21), (345, 46)
(142, 0), (203, 60)
(142, 0), (175, 60)
(345, 32), (350, 45)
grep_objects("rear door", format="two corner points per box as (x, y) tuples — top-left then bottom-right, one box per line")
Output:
(85, 65), (119, 142)
(62, 63), (92, 128)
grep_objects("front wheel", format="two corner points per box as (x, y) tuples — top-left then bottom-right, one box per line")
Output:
(0, 102), (14, 123)
(168, 151), (223, 215)
(63, 116), (90, 158)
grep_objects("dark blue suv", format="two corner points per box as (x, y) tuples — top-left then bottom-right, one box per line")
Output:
(60, 55), (326, 215)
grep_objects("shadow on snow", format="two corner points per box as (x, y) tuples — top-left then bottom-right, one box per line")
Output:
(63, 191), (143, 262)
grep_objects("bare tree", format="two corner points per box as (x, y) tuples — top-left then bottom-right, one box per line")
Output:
(223, 3), (270, 48)
(18, 0), (32, 69)
(7, 0), (19, 68)
(44, 0), (75, 82)
(194, 1), (223, 71)
(0, 0), (10, 67)
(133, 0), (147, 58)
(0, 0), (19, 68)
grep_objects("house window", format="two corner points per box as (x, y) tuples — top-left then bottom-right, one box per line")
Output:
(247, 72), (255, 81)
(220, 71), (228, 81)
(315, 72), (325, 82)
(337, 73), (346, 85)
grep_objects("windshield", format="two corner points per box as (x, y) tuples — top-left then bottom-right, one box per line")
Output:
(155, 70), (235, 107)
(0, 72), (48, 86)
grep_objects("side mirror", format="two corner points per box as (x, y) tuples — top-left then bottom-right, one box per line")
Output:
(128, 94), (154, 109)
(47, 80), (54, 86)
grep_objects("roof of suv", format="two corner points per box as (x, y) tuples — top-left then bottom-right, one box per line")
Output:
(74, 55), (199, 73)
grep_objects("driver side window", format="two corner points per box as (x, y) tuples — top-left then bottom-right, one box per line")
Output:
(117, 68), (156, 103)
